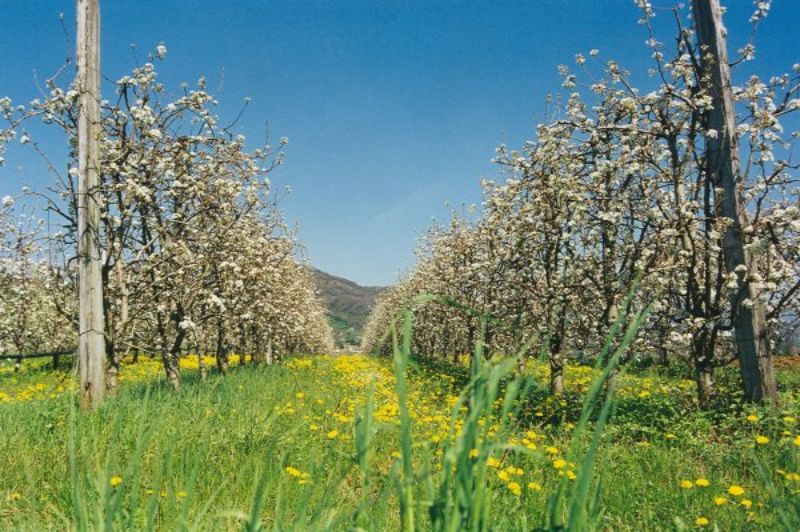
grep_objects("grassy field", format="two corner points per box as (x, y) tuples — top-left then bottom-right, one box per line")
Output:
(0, 352), (799, 530)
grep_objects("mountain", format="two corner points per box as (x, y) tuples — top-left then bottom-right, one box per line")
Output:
(311, 269), (387, 347)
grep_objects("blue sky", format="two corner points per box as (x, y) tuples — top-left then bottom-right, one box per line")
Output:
(1, 1), (797, 286)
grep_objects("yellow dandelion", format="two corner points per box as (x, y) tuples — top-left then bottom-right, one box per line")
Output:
(679, 480), (694, 489)
(553, 459), (567, 470)
(728, 485), (745, 497)
(740, 498), (752, 509)
(794, 435), (800, 447)
(110, 476), (122, 488)
(507, 481), (522, 496)
(713, 496), (728, 506)
(755, 435), (769, 445)
(695, 516), (709, 527)
(695, 478), (710, 487)
(528, 482), (542, 492)
(469, 448), (479, 459)
(326, 430), (338, 439)
(746, 414), (759, 423)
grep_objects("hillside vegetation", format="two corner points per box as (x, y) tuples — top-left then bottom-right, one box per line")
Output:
(312, 269), (385, 346)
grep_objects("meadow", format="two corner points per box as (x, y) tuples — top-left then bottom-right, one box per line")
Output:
(1, 349), (798, 530)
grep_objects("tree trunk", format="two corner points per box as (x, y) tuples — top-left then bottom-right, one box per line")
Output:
(163, 326), (184, 390)
(105, 339), (120, 393)
(691, 0), (776, 405)
(76, 0), (106, 409)
(265, 338), (273, 365)
(549, 355), (564, 395)
(198, 353), (208, 381)
(693, 335), (716, 409)
(215, 324), (229, 375)
(162, 352), (181, 390)
(696, 365), (715, 410)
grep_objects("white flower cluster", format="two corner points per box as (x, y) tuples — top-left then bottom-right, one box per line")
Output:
(0, 56), (333, 382)
(364, 2), (800, 402)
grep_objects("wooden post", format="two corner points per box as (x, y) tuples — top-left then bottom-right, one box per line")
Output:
(77, 0), (106, 409)
(691, 0), (776, 404)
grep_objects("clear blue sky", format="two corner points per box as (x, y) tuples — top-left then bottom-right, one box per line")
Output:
(1, 1), (797, 286)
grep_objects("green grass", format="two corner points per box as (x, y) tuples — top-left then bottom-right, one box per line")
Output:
(0, 351), (798, 530)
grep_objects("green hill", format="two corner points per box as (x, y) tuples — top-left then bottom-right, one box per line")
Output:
(311, 269), (386, 346)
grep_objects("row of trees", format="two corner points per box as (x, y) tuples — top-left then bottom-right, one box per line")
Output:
(363, 0), (799, 406)
(0, 38), (333, 392)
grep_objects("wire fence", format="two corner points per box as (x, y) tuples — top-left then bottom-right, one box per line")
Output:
(0, 349), (76, 371)
(0, 347), (266, 373)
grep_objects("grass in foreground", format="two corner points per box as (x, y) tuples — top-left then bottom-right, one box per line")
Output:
(0, 351), (798, 530)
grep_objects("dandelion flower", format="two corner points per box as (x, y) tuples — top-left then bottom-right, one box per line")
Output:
(695, 478), (710, 487)
(793, 435), (800, 447)
(507, 481), (522, 496)
(740, 498), (752, 509)
(528, 482), (542, 492)
(728, 485), (745, 497)
(746, 414), (759, 423)
(713, 496), (728, 506)
(695, 516), (710, 527)
(469, 448), (479, 459)
(110, 476), (122, 488)
(553, 459), (567, 470)
(755, 435), (769, 445)
(326, 430), (338, 439)
(679, 480), (694, 489)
